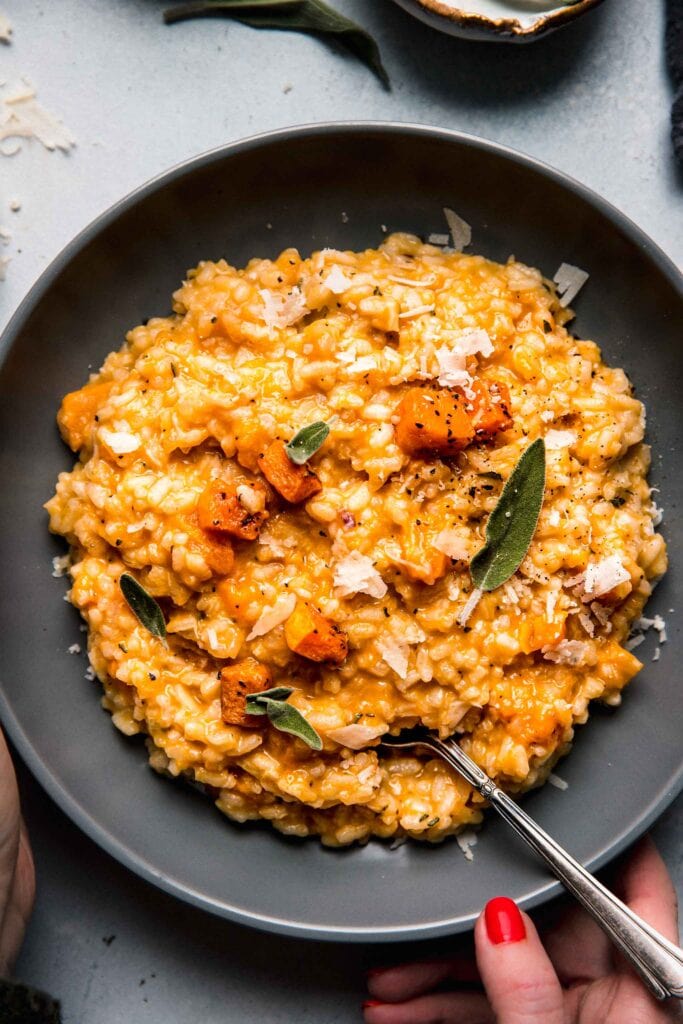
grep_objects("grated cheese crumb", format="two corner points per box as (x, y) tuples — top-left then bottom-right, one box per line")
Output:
(322, 265), (353, 294)
(333, 551), (387, 599)
(1, 81), (76, 154)
(457, 587), (482, 627)
(0, 254), (10, 280)
(653, 646), (660, 661)
(456, 829), (478, 862)
(259, 287), (308, 330)
(542, 639), (590, 666)
(0, 14), (11, 44)
(99, 428), (141, 455)
(435, 329), (493, 388)
(67, 643), (81, 655)
(583, 556), (630, 599)
(427, 232), (450, 246)
(443, 207), (472, 251)
(548, 772), (569, 791)
(84, 665), (96, 681)
(377, 635), (409, 679)
(625, 633), (645, 651)
(52, 553), (71, 578)
(9, 197), (20, 212)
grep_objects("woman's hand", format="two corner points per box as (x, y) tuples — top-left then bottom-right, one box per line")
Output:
(0, 728), (34, 977)
(364, 837), (681, 1023)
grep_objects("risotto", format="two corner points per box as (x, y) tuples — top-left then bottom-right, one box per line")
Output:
(46, 232), (666, 846)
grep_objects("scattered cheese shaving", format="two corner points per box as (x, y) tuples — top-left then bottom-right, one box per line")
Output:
(540, 410), (554, 423)
(377, 635), (409, 679)
(653, 646), (660, 662)
(542, 639), (590, 665)
(8, 197), (20, 212)
(259, 287), (308, 329)
(0, 14), (11, 44)
(435, 329), (493, 388)
(246, 592), (296, 641)
(322, 266), (353, 294)
(333, 551), (387, 599)
(583, 556), (630, 599)
(0, 82), (76, 154)
(544, 429), (577, 450)
(327, 723), (387, 749)
(67, 643), (81, 655)
(456, 829), (478, 862)
(548, 772), (569, 791)
(85, 665), (96, 681)
(0, 254), (10, 280)
(553, 262), (589, 308)
(443, 207), (472, 251)
(51, 554), (70, 578)
(625, 634), (645, 651)
(398, 304), (435, 320)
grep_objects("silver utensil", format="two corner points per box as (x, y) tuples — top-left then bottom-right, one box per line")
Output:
(380, 728), (683, 1001)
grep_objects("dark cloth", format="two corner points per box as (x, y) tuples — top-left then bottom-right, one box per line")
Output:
(0, 978), (62, 1023)
(667, 0), (683, 161)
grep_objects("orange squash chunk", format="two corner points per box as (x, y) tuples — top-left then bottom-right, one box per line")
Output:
(57, 380), (113, 451)
(197, 480), (269, 541)
(284, 601), (348, 664)
(184, 512), (235, 576)
(395, 387), (475, 457)
(220, 657), (272, 727)
(258, 441), (322, 504)
(465, 379), (513, 441)
(519, 614), (566, 654)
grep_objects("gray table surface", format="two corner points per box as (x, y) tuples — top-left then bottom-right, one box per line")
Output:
(1, 1), (682, 1020)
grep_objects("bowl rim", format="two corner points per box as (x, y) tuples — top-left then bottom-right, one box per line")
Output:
(1, 121), (682, 942)
(394, 0), (605, 39)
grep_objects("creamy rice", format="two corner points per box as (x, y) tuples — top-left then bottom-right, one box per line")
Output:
(46, 233), (666, 845)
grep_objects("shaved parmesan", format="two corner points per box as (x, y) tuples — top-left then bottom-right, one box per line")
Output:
(51, 554), (71, 578)
(327, 723), (387, 749)
(323, 266), (353, 294)
(67, 643), (81, 655)
(246, 592), (296, 641)
(0, 15), (11, 44)
(99, 428), (141, 455)
(544, 429), (577, 450)
(542, 639), (589, 666)
(0, 83), (76, 153)
(625, 634), (645, 651)
(435, 329), (493, 388)
(434, 529), (470, 561)
(583, 556), (630, 599)
(377, 635), (409, 679)
(259, 287), (308, 329)
(333, 551), (387, 599)
(456, 829), (478, 862)
(548, 772), (569, 791)
(345, 355), (378, 375)
(398, 304), (435, 320)
(553, 263), (589, 308)
(427, 232), (450, 246)
(443, 207), (472, 251)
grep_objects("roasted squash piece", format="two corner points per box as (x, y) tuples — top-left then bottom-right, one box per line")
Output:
(183, 512), (235, 576)
(519, 614), (567, 654)
(395, 387), (475, 457)
(284, 601), (348, 664)
(465, 379), (513, 441)
(197, 480), (269, 540)
(258, 441), (322, 503)
(58, 380), (114, 452)
(220, 657), (272, 727)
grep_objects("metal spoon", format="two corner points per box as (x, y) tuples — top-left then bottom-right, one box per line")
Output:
(379, 728), (683, 1001)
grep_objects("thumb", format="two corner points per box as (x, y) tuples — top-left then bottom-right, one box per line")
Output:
(474, 897), (565, 1024)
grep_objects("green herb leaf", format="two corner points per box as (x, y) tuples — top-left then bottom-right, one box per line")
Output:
(119, 573), (167, 643)
(246, 688), (322, 749)
(263, 698), (323, 750)
(285, 420), (330, 465)
(247, 685), (294, 704)
(470, 439), (546, 593)
(163, 0), (390, 89)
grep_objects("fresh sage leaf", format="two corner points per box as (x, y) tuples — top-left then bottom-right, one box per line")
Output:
(163, 0), (390, 89)
(246, 688), (322, 749)
(246, 685), (294, 704)
(470, 439), (546, 593)
(119, 573), (167, 643)
(285, 421), (330, 465)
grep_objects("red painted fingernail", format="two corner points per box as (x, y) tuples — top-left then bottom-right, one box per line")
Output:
(363, 1000), (384, 1008)
(484, 896), (526, 945)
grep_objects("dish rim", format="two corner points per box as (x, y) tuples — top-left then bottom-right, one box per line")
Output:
(391, 0), (605, 40)
(1, 120), (682, 942)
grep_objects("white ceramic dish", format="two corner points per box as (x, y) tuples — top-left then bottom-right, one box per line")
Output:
(391, 0), (605, 41)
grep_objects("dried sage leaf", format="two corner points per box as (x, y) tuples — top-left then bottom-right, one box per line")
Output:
(119, 573), (167, 643)
(285, 421), (329, 464)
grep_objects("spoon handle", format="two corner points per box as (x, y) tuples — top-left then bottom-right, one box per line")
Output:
(433, 736), (683, 1001)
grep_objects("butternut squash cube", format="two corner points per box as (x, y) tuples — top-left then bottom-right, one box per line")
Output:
(395, 387), (475, 457)
(284, 601), (348, 664)
(197, 480), (268, 541)
(258, 441), (322, 504)
(58, 380), (113, 452)
(220, 657), (272, 727)
(465, 379), (513, 441)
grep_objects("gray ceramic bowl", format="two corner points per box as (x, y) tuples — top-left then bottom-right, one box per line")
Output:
(0, 123), (681, 942)
(390, 0), (605, 41)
